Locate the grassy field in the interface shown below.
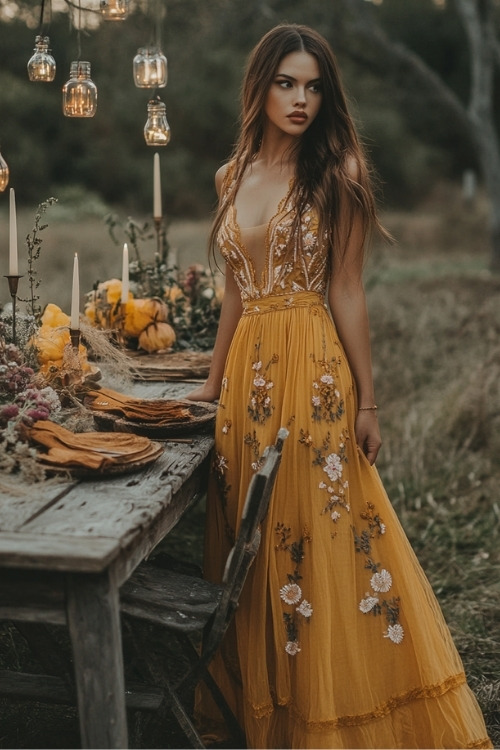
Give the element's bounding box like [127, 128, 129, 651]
[0, 182, 499, 747]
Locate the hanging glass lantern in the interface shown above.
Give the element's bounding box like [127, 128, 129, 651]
[27, 35, 56, 82]
[133, 46, 168, 89]
[0, 149, 9, 192]
[144, 97, 170, 146]
[62, 61, 97, 118]
[100, 0, 129, 21]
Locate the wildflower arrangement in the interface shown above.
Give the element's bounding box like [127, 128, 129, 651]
[0, 322, 61, 479]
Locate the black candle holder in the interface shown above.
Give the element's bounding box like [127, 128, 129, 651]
[4, 274, 23, 345]
[69, 327, 81, 350]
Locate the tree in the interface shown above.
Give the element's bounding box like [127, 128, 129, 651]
[335, 0, 500, 272]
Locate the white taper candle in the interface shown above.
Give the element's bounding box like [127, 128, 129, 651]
[121, 242, 129, 303]
[70, 253, 80, 330]
[9, 188, 18, 276]
[153, 152, 162, 220]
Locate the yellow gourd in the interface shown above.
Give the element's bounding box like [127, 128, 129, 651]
[123, 297, 168, 338]
[138, 321, 176, 353]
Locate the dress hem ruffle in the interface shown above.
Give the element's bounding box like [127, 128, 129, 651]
[248, 672, 469, 728]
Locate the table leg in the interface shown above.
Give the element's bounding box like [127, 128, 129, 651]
[66, 570, 128, 749]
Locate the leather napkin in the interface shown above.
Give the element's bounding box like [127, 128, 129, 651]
[27, 420, 162, 471]
[85, 387, 193, 426]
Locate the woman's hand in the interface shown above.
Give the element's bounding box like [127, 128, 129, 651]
[185, 382, 220, 403]
[355, 410, 381, 465]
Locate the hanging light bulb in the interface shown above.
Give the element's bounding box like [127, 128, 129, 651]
[144, 97, 170, 146]
[0, 149, 9, 192]
[62, 61, 97, 118]
[133, 46, 168, 88]
[100, 0, 129, 21]
[27, 35, 56, 82]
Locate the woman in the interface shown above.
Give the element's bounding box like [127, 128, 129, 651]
[187, 23, 492, 749]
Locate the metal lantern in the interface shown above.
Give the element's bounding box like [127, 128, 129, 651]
[100, 0, 129, 21]
[27, 35, 56, 82]
[0, 150, 9, 192]
[144, 97, 171, 146]
[133, 46, 168, 89]
[62, 61, 97, 118]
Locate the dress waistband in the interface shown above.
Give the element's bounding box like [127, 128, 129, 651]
[242, 291, 326, 316]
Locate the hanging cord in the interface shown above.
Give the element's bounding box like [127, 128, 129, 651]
[38, 0, 46, 36]
[77, 0, 82, 61]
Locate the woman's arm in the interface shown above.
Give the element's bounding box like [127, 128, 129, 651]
[186, 263, 242, 402]
[328, 208, 381, 465]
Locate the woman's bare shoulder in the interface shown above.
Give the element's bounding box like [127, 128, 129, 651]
[215, 162, 232, 197]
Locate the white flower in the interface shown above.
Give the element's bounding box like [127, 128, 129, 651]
[359, 595, 379, 613]
[202, 287, 214, 299]
[319, 481, 327, 489]
[252, 361, 262, 371]
[217, 454, 228, 471]
[285, 640, 301, 656]
[312, 396, 321, 406]
[253, 376, 266, 388]
[313, 381, 319, 390]
[320, 374, 334, 385]
[251, 462, 258, 471]
[380, 523, 386, 535]
[370, 569, 392, 593]
[323, 453, 343, 482]
[280, 583, 302, 605]
[335, 389, 340, 398]
[384, 623, 404, 644]
[264, 396, 271, 405]
[297, 599, 313, 618]
[266, 381, 274, 390]
[331, 510, 341, 522]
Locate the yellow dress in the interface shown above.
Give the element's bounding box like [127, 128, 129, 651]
[196, 169, 492, 749]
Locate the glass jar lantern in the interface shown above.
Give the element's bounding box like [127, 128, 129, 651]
[144, 98, 171, 146]
[133, 46, 168, 88]
[62, 61, 97, 118]
[0, 150, 9, 192]
[27, 35, 56, 82]
[100, 0, 129, 20]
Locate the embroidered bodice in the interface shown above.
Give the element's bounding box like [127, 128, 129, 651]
[217, 170, 329, 302]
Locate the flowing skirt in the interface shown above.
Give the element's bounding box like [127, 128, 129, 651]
[196, 291, 491, 749]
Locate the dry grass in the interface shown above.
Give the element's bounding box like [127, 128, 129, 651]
[0, 182, 499, 746]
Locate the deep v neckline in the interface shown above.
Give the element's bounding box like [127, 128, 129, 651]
[231, 179, 294, 289]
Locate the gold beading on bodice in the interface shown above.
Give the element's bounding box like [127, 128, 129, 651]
[217, 170, 329, 302]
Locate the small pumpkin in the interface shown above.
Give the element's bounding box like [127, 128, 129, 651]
[123, 297, 168, 338]
[138, 321, 176, 353]
[41, 303, 71, 329]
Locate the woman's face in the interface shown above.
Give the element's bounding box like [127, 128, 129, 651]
[264, 50, 322, 138]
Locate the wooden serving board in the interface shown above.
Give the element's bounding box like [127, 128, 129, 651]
[127, 350, 212, 381]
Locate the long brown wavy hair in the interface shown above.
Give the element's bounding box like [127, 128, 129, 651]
[209, 23, 389, 268]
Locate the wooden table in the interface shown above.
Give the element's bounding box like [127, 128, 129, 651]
[0, 379, 214, 748]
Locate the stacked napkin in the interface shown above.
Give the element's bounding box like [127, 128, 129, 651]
[85, 387, 193, 426]
[27, 420, 163, 471]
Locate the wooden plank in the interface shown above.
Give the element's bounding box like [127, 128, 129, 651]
[67, 569, 128, 749]
[0, 532, 119, 572]
[0, 480, 75, 532]
[20, 435, 213, 543]
[0, 670, 164, 711]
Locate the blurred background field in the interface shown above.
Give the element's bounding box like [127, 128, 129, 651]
[1, 0, 500, 745]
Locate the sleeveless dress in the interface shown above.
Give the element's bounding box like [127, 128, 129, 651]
[195, 168, 492, 749]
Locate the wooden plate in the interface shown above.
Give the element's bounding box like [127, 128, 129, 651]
[127, 351, 212, 381]
[91, 401, 217, 438]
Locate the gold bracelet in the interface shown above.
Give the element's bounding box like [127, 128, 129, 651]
[358, 405, 378, 411]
